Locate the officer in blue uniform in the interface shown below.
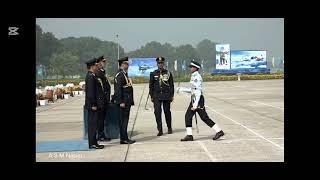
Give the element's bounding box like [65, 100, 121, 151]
[84, 58, 104, 149]
[95, 56, 111, 141]
[149, 57, 174, 136]
[113, 57, 136, 144]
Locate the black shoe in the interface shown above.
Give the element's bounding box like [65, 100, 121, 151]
[168, 128, 173, 134]
[181, 135, 193, 141]
[213, 130, 224, 140]
[89, 144, 104, 149]
[98, 132, 107, 140]
[120, 140, 135, 144]
[99, 137, 111, 141]
[157, 131, 163, 136]
[128, 139, 136, 144]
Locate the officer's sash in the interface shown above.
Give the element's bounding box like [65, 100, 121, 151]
[105, 74, 111, 87]
[97, 78, 104, 91]
[115, 70, 132, 88]
[121, 71, 132, 88]
[159, 71, 170, 86]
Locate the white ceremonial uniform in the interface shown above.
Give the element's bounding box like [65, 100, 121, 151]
[179, 68, 224, 141]
[177, 71, 203, 109]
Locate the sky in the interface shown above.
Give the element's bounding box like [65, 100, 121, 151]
[36, 18, 284, 58]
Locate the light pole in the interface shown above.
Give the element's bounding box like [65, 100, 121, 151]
[116, 34, 119, 60]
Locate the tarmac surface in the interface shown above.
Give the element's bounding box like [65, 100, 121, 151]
[36, 79, 284, 162]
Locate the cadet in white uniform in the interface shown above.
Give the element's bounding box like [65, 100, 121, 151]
[178, 60, 225, 141]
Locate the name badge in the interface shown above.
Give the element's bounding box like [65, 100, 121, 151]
[154, 76, 158, 78]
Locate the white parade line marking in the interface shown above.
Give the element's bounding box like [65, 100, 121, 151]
[197, 141, 217, 162]
[205, 105, 284, 150]
[248, 100, 284, 111]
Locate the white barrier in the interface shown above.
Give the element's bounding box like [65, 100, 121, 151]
[237, 73, 241, 81]
[39, 100, 48, 106]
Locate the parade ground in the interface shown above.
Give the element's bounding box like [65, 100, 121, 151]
[36, 79, 284, 162]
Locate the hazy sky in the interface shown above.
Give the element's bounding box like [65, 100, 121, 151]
[36, 18, 284, 58]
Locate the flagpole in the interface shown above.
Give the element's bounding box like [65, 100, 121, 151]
[202, 59, 204, 76]
[116, 34, 119, 69]
[272, 56, 275, 68]
[176, 60, 180, 87]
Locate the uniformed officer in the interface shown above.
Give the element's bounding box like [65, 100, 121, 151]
[178, 60, 225, 141]
[149, 56, 174, 136]
[95, 55, 111, 141]
[113, 57, 136, 144]
[220, 47, 226, 65]
[84, 58, 104, 149]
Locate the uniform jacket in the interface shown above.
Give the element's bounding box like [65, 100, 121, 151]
[95, 68, 111, 103]
[149, 69, 174, 101]
[113, 69, 134, 106]
[85, 71, 106, 111]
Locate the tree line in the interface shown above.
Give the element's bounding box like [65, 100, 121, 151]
[36, 24, 219, 79]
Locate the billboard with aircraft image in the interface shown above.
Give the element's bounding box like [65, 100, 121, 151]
[231, 50, 267, 69]
[128, 58, 157, 77]
[213, 50, 269, 74]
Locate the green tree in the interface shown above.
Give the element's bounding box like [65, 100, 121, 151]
[196, 39, 217, 72]
[36, 24, 61, 68]
[173, 44, 200, 75]
[96, 40, 124, 76]
[36, 24, 42, 65]
[59, 37, 125, 77]
[126, 42, 202, 76]
[127, 41, 177, 60]
[49, 52, 80, 79]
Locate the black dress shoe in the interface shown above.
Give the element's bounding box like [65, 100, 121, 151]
[181, 135, 194, 141]
[168, 128, 173, 134]
[120, 140, 135, 144]
[213, 130, 225, 140]
[128, 139, 136, 144]
[89, 144, 104, 149]
[157, 131, 163, 136]
[99, 137, 111, 141]
[120, 140, 129, 144]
